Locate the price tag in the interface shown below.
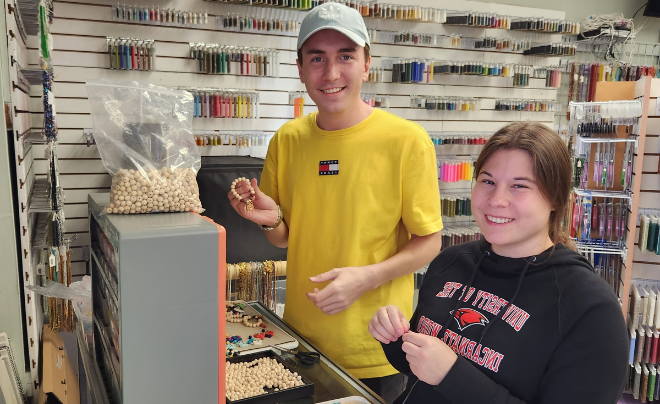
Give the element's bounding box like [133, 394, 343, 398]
[49, 254, 56, 267]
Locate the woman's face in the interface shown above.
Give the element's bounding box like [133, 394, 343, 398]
[471, 149, 554, 258]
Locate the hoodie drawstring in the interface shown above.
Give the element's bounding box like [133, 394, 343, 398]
[477, 258, 532, 344]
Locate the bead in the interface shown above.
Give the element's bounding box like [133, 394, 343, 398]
[108, 168, 204, 215]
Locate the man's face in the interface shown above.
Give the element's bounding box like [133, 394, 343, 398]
[297, 29, 370, 116]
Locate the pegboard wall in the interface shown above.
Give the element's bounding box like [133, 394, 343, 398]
[633, 80, 660, 279]
[7, 0, 40, 390]
[21, 0, 568, 280]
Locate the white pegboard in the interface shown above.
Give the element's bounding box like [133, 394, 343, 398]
[15, 0, 567, 300]
[6, 0, 39, 392]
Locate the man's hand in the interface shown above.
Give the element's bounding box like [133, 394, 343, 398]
[227, 178, 279, 226]
[306, 266, 376, 315]
[368, 305, 410, 344]
[401, 331, 457, 386]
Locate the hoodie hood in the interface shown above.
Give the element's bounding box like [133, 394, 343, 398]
[475, 238, 594, 278]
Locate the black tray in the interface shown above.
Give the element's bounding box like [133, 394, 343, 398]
[226, 350, 314, 404]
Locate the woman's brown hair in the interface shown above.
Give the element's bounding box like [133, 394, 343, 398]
[474, 122, 575, 250]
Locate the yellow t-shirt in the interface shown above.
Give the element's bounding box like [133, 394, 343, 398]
[260, 109, 443, 379]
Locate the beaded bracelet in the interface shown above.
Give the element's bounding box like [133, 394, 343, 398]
[242, 315, 265, 328]
[231, 177, 256, 211]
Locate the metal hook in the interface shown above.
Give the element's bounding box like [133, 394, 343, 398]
[65, 234, 78, 245]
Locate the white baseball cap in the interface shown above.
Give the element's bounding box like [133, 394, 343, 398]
[297, 2, 371, 51]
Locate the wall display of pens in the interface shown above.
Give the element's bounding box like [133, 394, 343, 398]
[175, 88, 259, 119]
[440, 225, 482, 252]
[194, 131, 271, 147]
[475, 37, 531, 52]
[112, 4, 208, 27]
[374, 30, 439, 46]
[570, 192, 628, 248]
[205, 0, 445, 20]
[441, 193, 472, 218]
[216, 13, 301, 33]
[427, 60, 514, 77]
[189, 43, 279, 77]
[509, 17, 580, 34]
[568, 62, 660, 104]
[532, 67, 562, 88]
[106, 37, 155, 71]
[349, 1, 444, 22]
[569, 101, 642, 133]
[361, 94, 390, 108]
[386, 58, 435, 83]
[443, 34, 532, 53]
[411, 96, 481, 111]
[288, 92, 306, 118]
[523, 42, 576, 56]
[569, 101, 642, 192]
[573, 140, 634, 191]
[202, 0, 576, 31]
[437, 157, 475, 182]
[494, 99, 558, 112]
[367, 67, 384, 83]
[512, 65, 532, 87]
[577, 248, 623, 294]
[205, 0, 315, 10]
[429, 132, 491, 146]
[639, 211, 660, 255]
[371, 30, 530, 52]
[443, 11, 510, 28]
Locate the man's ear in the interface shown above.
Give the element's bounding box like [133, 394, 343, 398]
[363, 56, 371, 82]
[297, 58, 305, 83]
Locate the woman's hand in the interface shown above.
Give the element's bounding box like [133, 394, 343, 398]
[402, 331, 457, 386]
[227, 178, 279, 226]
[368, 305, 410, 344]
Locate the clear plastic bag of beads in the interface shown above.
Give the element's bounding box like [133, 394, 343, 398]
[86, 79, 204, 214]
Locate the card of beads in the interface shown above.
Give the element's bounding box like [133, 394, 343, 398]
[226, 300, 298, 357]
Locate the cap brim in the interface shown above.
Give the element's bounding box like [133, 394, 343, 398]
[297, 26, 366, 50]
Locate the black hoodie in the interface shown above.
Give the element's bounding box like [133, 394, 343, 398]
[382, 239, 629, 404]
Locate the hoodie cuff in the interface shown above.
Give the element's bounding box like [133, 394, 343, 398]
[433, 356, 503, 403]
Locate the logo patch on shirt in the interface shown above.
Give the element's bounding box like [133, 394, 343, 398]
[451, 308, 489, 331]
[319, 160, 339, 175]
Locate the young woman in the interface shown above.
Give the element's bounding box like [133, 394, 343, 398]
[369, 122, 629, 404]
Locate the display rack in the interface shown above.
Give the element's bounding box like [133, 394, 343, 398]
[32, 0, 566, 282]
[566, 80, 652, 313]
[87, 193, 226, 404]
[4, 0, 56, 394]
[5, 0, 568, 399]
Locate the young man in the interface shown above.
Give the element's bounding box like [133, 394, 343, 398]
[228, 3, 443, 401]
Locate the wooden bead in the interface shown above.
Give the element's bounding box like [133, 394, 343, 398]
[109, 167, 203, 215]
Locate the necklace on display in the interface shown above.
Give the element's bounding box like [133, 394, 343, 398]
[231, 177, 256, 211]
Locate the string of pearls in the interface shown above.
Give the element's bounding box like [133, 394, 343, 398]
[106, 167, 204, 214]
[226, 357, 304, 401]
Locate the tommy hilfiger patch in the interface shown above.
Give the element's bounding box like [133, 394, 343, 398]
[319, 160, 339, 175]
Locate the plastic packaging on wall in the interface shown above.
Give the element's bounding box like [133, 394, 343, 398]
[86, 79, 204, 214]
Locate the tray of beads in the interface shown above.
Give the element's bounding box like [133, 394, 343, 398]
[226, 350, 314, 404]
[226, 301, 298, 357]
